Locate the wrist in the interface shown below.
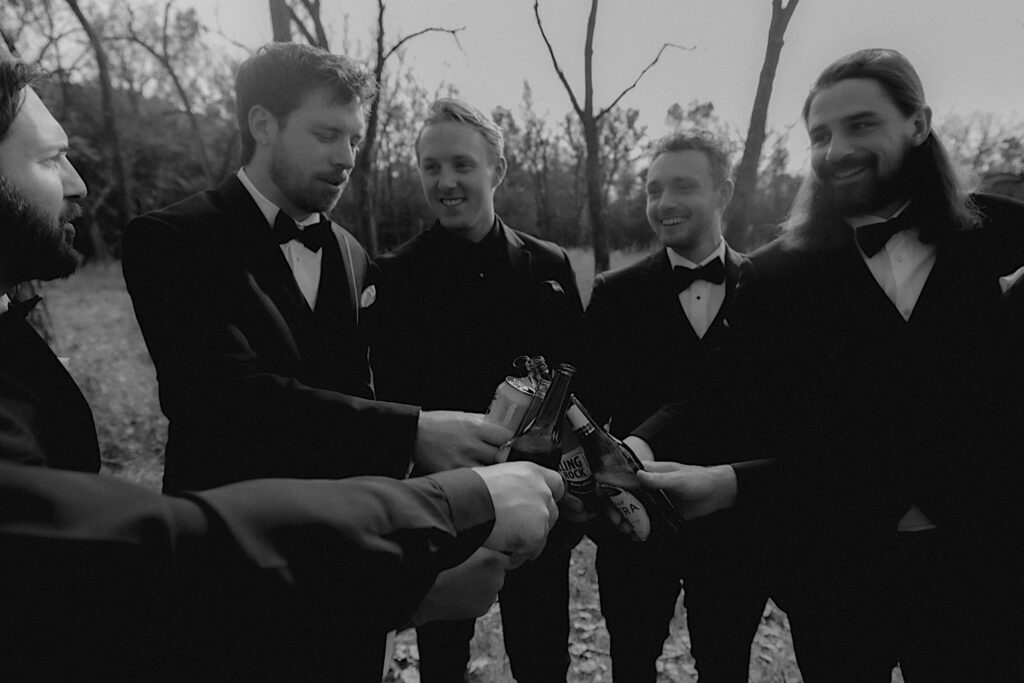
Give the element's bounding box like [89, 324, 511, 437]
[710, 465, 738, 512]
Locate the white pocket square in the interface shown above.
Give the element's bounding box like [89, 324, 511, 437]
[999, 265, 1024, 296]
[360, 284, 377, 308]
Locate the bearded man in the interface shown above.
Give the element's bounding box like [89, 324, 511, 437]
[629, 48, 1024, 681]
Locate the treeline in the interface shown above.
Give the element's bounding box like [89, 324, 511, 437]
[2, 1, 1021, 262]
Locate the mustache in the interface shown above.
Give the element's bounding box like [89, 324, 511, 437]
[60, 202, 83, 223]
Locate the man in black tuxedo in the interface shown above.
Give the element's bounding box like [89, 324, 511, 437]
[631, 49, 1024, 681]
[122, 43, 508, 494]
[577, 131, 767, 682]
[370, 98, 583, 682]
[0, 52, 566, 679]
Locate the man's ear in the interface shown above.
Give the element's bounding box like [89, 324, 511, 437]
[909, 105, 932, 147]
[718, 178, 735, 208]
[247, 105, 278, 147]
[492, 155, 508, 189]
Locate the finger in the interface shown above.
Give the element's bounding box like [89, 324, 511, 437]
[476, 418, 515, 446]
[540, 467, 565, 501]
[559, 492, 584, 513]
[641, 460, 684, 474]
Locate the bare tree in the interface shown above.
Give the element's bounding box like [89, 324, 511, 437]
[534, 0, 686, 273]
[65, 0, 125, 260]
[118, 0, 217, 185]
[268, 0, 328, 48]
[349, 0, 463, 255]
[268, 0, 290, 41]
[723, 0, 799, 250]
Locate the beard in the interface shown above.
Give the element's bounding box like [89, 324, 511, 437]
[0, 177, 81, 284]
[268, 150, 346, 215]
[816, 145, 912, 217]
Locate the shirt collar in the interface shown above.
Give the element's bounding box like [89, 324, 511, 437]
[666, 239, 726, 270]
[237, 168, 320, 228]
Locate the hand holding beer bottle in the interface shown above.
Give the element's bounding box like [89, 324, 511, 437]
[565, 398, 683, 541]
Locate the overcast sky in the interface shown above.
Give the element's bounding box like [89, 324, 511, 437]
[195, 0, 1024, 170]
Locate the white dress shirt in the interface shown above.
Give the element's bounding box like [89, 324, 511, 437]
[237, 169, 324, 310]
[849, 203, 937, 532]
[667, 240, 727, 340]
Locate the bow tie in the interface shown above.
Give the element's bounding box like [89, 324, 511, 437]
[855, 210, 918, 257]
[672, 259, 725, 292]
[0, 295, 41, 320]
[272, 211, 331, 252]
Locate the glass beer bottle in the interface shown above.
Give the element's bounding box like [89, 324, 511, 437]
[565, 397, 683, 538]
[506, 363, 575, 470]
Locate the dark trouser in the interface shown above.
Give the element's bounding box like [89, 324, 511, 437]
[779, 526, 1023, 683]
[895, 528, 1023, 682]
[595, 511, 769, 683]
[417, 543, 572, 683]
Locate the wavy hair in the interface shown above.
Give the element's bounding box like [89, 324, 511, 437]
[235, 42, 376, 164]
[784, 48, 980, 251]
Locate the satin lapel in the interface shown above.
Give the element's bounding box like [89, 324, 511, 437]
[502, 220, 532, 276]
[332, 227, 362, 320]
[217, 176, 315, 324]
[314, 227, 355, 339]
[704, 244, 743, 348]
[909, 242, 958, 323]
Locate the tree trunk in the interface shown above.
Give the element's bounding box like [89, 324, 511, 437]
[349, 0, 387, 256]
[724, 0, 798, 250]
[269, 0, 291, 41]
[66, 0, 125, 260]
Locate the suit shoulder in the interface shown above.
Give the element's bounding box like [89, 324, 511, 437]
[593, 251, 660, 290]
[512, 229, 570, 263]
[374, 230, 431, 271]
[746, 235, 812, 282]
[127, 188, 224, 238]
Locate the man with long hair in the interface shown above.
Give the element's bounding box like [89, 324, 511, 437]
[629, 48, 1024, 680]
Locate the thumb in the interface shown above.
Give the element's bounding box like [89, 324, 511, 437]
[636, 469, 669, 491]
[640, 460, 680, 474]
[539, 467, 565, 501]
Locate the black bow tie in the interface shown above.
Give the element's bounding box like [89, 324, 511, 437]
[855, 210, 918, 257]
[672, 259, 725, 292]
[272, 211, 331, 252]
[2, 295, 41, 320]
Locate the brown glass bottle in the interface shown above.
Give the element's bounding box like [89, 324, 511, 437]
[506, 363, 575, 470]
[565, 397, 683, 537]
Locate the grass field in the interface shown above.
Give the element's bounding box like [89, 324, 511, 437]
[36, 254, 817, 682]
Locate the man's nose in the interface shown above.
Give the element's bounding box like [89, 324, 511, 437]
[61, 157, 87, 199]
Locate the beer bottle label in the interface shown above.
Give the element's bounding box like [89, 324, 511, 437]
[559, 445, 595, 498]
[601, 484, 652, 541]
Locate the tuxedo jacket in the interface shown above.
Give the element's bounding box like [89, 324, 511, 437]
[123, 175, 419, 493]
[578, 244, 744, 455]
[0, 459, 495, 679]
[0, 302, 98, 473]
[636, 194, 1024, 556]
[369, 219, 583, 413]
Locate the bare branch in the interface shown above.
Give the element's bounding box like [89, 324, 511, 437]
[597, 42, 691, 119]
[384, 25, 465, 62]
[286, 3, 319, 46]
[533, 0, 583, 117]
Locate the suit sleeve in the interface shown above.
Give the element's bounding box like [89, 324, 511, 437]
[0, 460, 493, 676]
[122, 212, 419, 485]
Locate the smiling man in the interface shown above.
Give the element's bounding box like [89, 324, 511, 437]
[630, 49, 1024, 680]
[122, 44, 512, 496]
[575, 131, 767, 682]
[370, 98, 583, 683]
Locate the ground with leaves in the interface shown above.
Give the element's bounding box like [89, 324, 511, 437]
[39, 258, 903, 682]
